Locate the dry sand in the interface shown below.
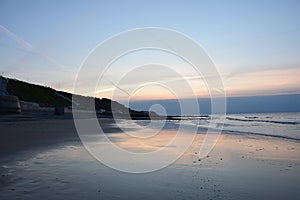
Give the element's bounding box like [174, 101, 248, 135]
[0, 115, 299, 199]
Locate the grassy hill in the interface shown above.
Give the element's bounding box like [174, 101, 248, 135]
[6, 78, 157, 118]
[7, 78, 69, 107]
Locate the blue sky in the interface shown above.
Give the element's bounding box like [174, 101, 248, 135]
[0, 0, 300, 99]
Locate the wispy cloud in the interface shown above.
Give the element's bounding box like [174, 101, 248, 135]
[223, 66, 300, 96]
[0, 24, 34, 51]
[223, 63, 300, 82]
[0, 24, 72, 72]
[94, 74, 220, 97]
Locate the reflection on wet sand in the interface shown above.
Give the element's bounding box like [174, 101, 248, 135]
[1, 119, 300, 200]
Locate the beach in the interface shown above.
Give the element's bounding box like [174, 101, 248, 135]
[1, 0, 300, 199]
[0, 115, 300, 200]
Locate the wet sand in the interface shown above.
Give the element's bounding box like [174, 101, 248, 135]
[0, 116, 300, 199]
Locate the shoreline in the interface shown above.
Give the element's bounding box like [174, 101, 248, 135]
[1, 113, 299, 156]
[1, 115, 300, 199]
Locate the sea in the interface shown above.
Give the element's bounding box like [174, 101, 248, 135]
[176, 112, 300, 141]
[113, 112, 300, 141]
[127, 95, 300, 140]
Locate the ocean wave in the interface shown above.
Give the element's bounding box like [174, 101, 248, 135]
[222, 129, 300, 141]
[226, 117, 299, 125]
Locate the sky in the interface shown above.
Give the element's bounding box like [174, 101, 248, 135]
[0, 0, 300, 101]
